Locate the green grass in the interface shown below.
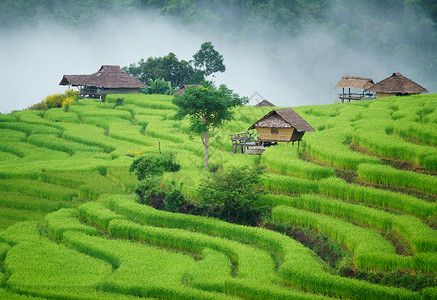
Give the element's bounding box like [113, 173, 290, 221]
[0, 93, 436, 299]
[357, 163, 437, 194]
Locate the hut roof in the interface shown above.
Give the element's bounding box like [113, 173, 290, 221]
[248, 108, 315, 132]
[255, 100, 276, 107]
[173, 84, 201, 96]
[335, 76, 375, 89]
[59, 65, 147, 89]
[365, 73, 428, 94]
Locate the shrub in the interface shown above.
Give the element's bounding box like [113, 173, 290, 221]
[164, 182, 186, 213]
[197, 166, 266, 225]
[135, 176, 165, 208]
[129, 152, 181, 180]
[29, 90, 79, 111]
[62, 96, 77, 111]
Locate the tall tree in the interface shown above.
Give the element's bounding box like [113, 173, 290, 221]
[172, 83, 247, 168]
[123, 52, 203, 87]
[193, 42, 226, 79]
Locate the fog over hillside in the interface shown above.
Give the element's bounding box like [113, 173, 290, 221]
[0, 3, 435, 113]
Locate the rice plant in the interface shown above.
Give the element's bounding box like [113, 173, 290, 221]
[262, 144, 335, 180]
[304, 128, 380, 170]
[358, 163, 437, 194]
[27, 134, 103, 155]
[318, 177, 436, 219]
[44, 208, 98, 239]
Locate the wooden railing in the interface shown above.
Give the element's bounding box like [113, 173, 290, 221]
[80, 88, 101, 98]
[339, 93, 376, 103]
[230, 132, 257, 153]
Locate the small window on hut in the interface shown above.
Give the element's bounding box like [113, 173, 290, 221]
[271, 128, 279, 135]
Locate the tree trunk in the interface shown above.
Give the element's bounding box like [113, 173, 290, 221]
[204, 132, 209, 168]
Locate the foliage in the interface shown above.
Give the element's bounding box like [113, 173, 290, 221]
[129, 152, 181, 180]
[172, 82, 248, 168]
[29, 90, 79, 111]
[1, 93, 437, 298]
[193, 41, 226, 78]
[123, 52, 204, 87]
[357, 163, 437, 194]
[197, 166, 265, 225]
[134, 175, 165, 205]
[164, 182, 186, 213]
[262, 144, 335, 180]
[139, 78, 175, 95]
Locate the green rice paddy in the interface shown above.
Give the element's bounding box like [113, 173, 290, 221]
[0, 93, 436, 299]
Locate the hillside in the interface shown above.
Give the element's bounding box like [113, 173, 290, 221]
[0, 94, 436, 299]
[0, 0, 436, 97]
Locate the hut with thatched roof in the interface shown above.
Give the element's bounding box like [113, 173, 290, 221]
[248, 108, 314, 146]
[59, 65, 147, 99]
[255, 100, 276, 107]
[173, 84, 201, 96]
[335, 76, 376, 103]
[365, 73, 428, 98]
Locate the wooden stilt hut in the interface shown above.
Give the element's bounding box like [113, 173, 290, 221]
[59, 65, 147, 99]
[364, 73, 428, 98]
[248, 108, 314, 147]
[335, 76, 376, 103]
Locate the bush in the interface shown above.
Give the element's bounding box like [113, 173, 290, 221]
[135, 176, 165, 208]
[129, 152, 181, 180]
[197, 166, 266, 225]
[29, 90, 79, 111]
[164, 182, 186, 213]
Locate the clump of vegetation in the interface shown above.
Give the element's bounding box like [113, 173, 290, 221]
[28, 90, 79, 111]
[129, 152, 180, 181]
[129, 152, 183, 209]
[139, 78, 176, 95]
[197, 165, 266, 225]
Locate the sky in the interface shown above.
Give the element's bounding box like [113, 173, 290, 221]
[0, 7, 433, 113]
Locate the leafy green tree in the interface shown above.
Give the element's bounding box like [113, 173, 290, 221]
[140, 78, 175, 95]
[123, 52, 203, 87]
[172, 82, 247, 168]
[197, 166, 266, 225]
[193, 42, 226, 79]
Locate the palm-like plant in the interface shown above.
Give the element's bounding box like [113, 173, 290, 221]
[139, 78, 176, 95]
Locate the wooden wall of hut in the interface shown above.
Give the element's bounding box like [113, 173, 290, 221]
[100, 88, 141, 95]
[256, 127, 294, 142]
[375, 93, 393, 98]
[290, 130, 305, 141]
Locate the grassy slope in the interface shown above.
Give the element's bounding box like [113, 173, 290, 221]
[0, 94, 436, 299]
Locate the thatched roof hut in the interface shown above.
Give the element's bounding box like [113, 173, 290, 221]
[335, 76, 375, 90]
[365, 73, 428, 98]
[59, 65, 147, 98]
[173, 84, 201, 96]
[255, 100, 276, 107]
[335, 76, 376, 103]
[248, 108, 314, 145]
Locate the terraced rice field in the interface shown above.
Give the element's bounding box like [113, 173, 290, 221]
[0, 94, 436, 299]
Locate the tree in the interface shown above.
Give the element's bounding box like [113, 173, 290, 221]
[193, 42, 226, 79]
[123, 52, 203, 87]
[172, 83, 247, 168]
